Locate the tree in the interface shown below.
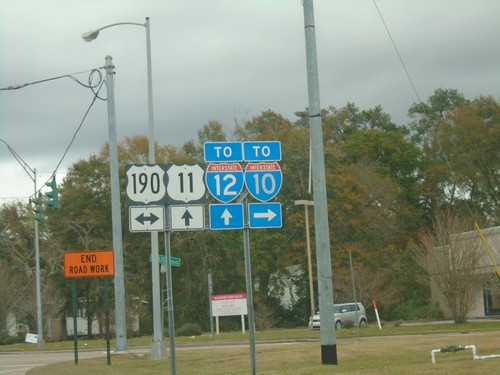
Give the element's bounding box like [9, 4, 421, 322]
[439, 96, 500, 223]
[0, 202, 65, 338]
[413, 210, 486, 323]
[408, 88, 468, 146]
[410, 91, 499, 225]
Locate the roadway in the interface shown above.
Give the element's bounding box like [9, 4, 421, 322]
[0, 348, 148, 375]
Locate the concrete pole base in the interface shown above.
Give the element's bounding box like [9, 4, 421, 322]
[149, 340, 167, 360]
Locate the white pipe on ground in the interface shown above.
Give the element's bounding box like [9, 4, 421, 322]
[432, 344, 500, 364]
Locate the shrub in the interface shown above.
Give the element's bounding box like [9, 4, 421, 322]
[389, 300, 443, 321]
[176, 323, 202, 337]
[0, 331, 22, 345]
[343, 320, 355, 329]
[254, 304, 275, 332]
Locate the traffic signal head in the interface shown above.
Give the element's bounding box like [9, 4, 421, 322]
[30, 193, 46, 222]
[45, 176, 59, 209]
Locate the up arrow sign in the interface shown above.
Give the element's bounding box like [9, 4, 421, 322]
[181, 209, 193, 226]
[221, 208, 233, 225]
[170, 205, 205, 231]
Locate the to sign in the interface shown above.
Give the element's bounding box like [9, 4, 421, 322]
[166, 163, 206, 204]
[205, 163, 244, 203]
[243, 141, 281, 161]
[125, 164, 167, 205]
[64, 250, 115, 278]
[204, 142, 243, 162]
[244, 162, 282, 202]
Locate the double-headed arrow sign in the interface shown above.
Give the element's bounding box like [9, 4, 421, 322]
[135, 212, 160, 225]
[129, 206, 165, 232]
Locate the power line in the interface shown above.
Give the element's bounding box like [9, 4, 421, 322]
[0, 69, 102, 91]
[372, 0, 422, 104]
[372, 0, 480, 223]
[1, 68, 106, 199]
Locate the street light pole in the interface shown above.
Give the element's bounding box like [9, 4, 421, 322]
[1, 139, 44, 348]
[295, 200, 315, 322]
[82, 18, 166, 359]
[33, 169, 45, 349]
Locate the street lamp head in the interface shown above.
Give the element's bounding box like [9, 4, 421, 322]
[82, 30, 100, 42]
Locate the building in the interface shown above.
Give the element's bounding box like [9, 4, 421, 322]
[429, 226, 500, 319]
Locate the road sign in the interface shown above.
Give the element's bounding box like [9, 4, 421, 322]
[166, 163, 206, 204]
[170, 204, 205, 231]
[248, 202, 282, 228]
[150, 255, 181, 267]
[244, 162, 282, 202]
[204, 142, 243, 162]
[243, 141, 281, 161]
[64, 250, 115, 278]
[125, 164, 168, 205]
[209, 203, 244, 230]
[211, 293, 248, 316]
[129, 206, 165, 232]
[205, 163, 244, 203]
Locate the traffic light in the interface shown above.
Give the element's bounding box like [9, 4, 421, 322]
[45, 176, 59, 209]
[30, 193, 46, 222]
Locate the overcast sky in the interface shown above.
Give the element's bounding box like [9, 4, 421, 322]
[1, 0, 499, 202]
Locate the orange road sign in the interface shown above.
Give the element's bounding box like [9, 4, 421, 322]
[64, 250, 115, 278]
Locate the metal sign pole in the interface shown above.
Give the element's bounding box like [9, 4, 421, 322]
[104, 277, 112, 365]
[71, 278, 78, 365]
[164, 226, 177, 375]
[243, 197, 257, 375]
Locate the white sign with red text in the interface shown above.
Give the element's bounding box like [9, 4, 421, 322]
[211, 293, 248, 317]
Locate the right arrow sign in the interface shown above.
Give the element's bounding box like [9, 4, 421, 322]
[248, 202, 282, 228]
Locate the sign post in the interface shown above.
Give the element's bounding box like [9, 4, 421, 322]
[125, 164, 167, 360]
[203, 141, 283, 375]
[211, 294, 248, 334]
[64, 250, 115, 366]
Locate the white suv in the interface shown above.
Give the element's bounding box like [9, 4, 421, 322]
[310, 302, 367, 329]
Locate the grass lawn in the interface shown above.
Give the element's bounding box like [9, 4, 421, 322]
[3, 321, 500, 374]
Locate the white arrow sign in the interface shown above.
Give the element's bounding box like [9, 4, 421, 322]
[221, 208, 233, 225]
[253, 209, 277, 221]
[248, 202, 282, 229]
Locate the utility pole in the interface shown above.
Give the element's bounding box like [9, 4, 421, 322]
[295, 200, 315, 321]
[104, 56, 127, 351]
[302, 0, 337, 365]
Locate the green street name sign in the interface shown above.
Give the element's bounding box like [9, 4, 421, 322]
[149, 255, 181, 267]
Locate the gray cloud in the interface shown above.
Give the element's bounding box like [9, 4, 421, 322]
[1, 0, 499, 200]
